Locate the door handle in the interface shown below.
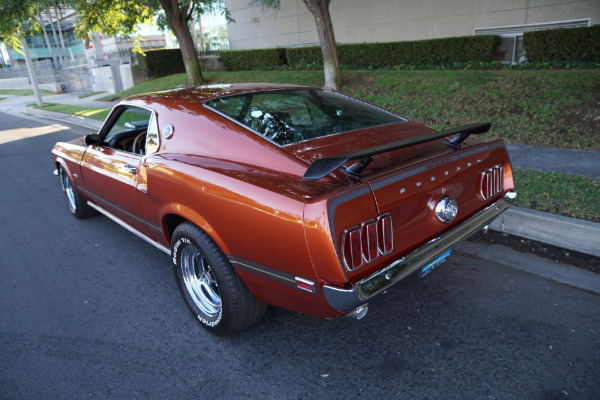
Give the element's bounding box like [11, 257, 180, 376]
[124, 164, 137, 175]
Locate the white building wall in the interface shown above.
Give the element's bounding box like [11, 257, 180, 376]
[225, 0, 600, 49]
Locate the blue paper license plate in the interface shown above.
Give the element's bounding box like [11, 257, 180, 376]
[420, 249, 452, 278]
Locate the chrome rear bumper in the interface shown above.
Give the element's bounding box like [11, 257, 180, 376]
[323, 191, 516, 312]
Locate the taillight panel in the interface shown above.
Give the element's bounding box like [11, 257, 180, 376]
[342, 214, 392, 272]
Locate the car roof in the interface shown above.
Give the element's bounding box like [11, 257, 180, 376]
[124, 83, 313, 110]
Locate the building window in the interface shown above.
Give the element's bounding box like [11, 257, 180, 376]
[474, 19, 591, 64]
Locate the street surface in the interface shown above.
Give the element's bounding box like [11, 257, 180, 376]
[1, 111, 599, 399]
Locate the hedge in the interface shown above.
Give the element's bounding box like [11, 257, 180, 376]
[286, 35, 500, 69]
[138, 49, 185, 78]
[523, 25, 600, 63]
[220, 48, 286, 71]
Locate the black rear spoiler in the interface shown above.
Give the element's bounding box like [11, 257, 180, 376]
[302, 122, 491, 181]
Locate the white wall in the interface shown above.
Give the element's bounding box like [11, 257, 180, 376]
[225, 0, 600, 49]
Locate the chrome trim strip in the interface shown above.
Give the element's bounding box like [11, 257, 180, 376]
[86, 201, 170, 255]
[323, 191, 517, 312]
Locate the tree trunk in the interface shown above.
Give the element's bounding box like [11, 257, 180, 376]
[22, 37, 43, 106]
[303, 0, 341, 90]
[37, 8, 59, 69]
[159, 0, 205, 85]
[53, 3, 68, 61]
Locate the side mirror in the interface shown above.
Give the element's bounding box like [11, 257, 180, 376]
[84, 133, 100, 145]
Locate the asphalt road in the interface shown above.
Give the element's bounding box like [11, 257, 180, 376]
[1, 111, 599, 400]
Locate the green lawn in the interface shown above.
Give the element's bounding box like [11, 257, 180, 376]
[0, 88, 52, 96]
[98, 70, 600, 151]
[30, 102, 110, 121]
[32, 69, 600, 223]
[513, 168, 600, 223]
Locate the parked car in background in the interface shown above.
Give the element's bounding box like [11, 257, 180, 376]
[52, 83, 516, 335]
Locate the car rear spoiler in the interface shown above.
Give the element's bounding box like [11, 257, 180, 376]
[302, 122, 491, 181]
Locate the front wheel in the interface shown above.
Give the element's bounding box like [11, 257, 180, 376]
[172, 222, 267, 336]
[60, 167, 97, 219]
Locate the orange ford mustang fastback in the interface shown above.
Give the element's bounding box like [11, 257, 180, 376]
[52, 83, 516, 335]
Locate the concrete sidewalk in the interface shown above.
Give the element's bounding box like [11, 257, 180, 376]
[3, 91, 599, 260]
[506, 143, 600, 179]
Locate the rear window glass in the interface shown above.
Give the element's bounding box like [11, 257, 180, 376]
[205, 89, 405, 146]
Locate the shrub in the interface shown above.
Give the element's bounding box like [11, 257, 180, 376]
[220, 48, 286, 71]
[286, 35, 500, 69]
[138, 49, 185, 78]
[524, 25, 600, 62]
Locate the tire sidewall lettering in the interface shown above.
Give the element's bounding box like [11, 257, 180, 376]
[197, 307, 223, 327]
[172, 237, 191, 265]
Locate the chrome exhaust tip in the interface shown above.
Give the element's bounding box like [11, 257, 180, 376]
[347, 304, 368, 320]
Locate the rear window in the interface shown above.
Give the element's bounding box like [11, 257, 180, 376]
[205, 89, 405, 146]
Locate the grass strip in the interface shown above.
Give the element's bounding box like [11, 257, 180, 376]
[0, 97, 5, 101]
[96, 73, 188, 102]
[513, 168, 600, 223]
[29, 102, 110, 121]
[0, 88, 52, 96]
[78, 91, 105, 99]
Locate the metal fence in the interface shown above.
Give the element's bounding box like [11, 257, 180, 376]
[0, 54, 94, 93]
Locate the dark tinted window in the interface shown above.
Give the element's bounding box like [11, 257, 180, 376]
[205, 89, 405, 145]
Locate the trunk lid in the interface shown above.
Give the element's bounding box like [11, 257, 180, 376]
[295, 123, 513, 283]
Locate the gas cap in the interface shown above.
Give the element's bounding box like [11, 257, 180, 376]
[435, 196, 458, 223]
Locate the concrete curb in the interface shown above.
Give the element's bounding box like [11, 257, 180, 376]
[489, 206, 600, 258]
[23, 106, 104, 131]
[456, 241, 600, 295]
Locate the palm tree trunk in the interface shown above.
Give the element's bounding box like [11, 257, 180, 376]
[190, 9, 199, 52]
[37, 8, 59, 68]
[198, 13, 205, 54]
[47, 6, 63, 61]
[53, 3, 68, 61]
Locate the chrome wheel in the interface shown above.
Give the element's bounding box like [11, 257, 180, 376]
[61, 170, 77, 213]
[180, 245, 221, 317]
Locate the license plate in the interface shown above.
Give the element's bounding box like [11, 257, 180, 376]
[420, 249, 452, 278]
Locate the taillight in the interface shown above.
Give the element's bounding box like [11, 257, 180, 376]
[478, 164, 505, 200]
[361, 221, 378, 263]
[342, 227, 363, 271]
[377, 214, 393, 255]
[341, 214, 393, 272]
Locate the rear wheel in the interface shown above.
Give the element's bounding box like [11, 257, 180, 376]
[172, 222, 267, 336]
[60, 167, 97, 219]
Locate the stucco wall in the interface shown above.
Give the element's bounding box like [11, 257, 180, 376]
[225, 0, 600, 49]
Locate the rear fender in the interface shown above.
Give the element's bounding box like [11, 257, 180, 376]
[158, 202, 230, 254]
[304, 182, 378, 285]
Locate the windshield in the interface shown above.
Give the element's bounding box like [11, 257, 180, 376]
[205, 89, 406, 146]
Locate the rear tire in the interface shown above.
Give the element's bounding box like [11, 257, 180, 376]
[172, 222, 267, 336]
[60, 166, 97, 219]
